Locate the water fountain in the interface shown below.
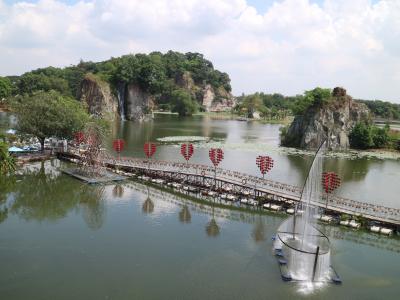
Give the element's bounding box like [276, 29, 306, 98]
[273, 142, 341, 285]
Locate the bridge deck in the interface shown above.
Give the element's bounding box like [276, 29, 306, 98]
[58, 151, 400, 226]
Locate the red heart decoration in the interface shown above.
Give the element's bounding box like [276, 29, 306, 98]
[144, 142, 157, 158]
[256, 155, 274, 175]
[209, 148, 224, 167]
[74, 132, 84, 144]
[113, 139, 125, 153]
[322, 172, 341, 194]
[181, 143, 194, 162]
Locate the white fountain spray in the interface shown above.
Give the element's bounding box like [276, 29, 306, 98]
[274, 141, 333, 286]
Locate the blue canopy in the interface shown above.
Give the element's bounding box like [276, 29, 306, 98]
[8, 146, 24, 152]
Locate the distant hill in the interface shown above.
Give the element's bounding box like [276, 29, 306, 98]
[4, 51, 235, 120]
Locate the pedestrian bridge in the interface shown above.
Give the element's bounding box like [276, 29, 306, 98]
[58, 151, 400, 226]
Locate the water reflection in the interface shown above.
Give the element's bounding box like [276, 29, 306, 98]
[325, 158, 372, 182]
[112, 184, 124, 198]
[80, 185, 106, 230]
[0, 161, 106, 230]
[205, 204, 220, 237]
[179, 205, 191, 223]
[251, 215, 266, 243]
[142, 187, 154, 214]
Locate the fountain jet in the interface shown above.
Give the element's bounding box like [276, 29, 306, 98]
[274, 141, 341, 284]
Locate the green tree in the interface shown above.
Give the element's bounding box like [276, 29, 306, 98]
[11, 90, 89, 151]
[349, 122, 373, 149]
[371, 125, 389, 148]
[241, 94, 264, 118]
[291, 87, 331, 115]
[0, 77, 12, 99]
[170, 89, 198, 116]
[0, 141, 16, 174]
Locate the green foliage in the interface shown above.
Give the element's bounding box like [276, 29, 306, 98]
[0, 77, 12, 99]
[349, 122, 389, 149]
[0, 141, 16, 174]
[11, 90, 89, 151]
[371, 126, 389, 148]
[238, 94, 264, 118]
[9, 52, 232, 112]
[358, 99, 400, 120]
[170, 89, 198, 116]
[349, 122, 373, 149]
[291, 87, 331, 115]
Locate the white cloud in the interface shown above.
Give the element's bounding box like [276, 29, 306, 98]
[0, 0, 399, 101]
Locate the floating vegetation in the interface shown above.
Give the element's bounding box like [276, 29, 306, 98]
[193, 141, 400, 161]
[157, 136, 210, 143]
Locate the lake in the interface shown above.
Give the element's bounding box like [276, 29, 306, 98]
[0, 113, 399, 299]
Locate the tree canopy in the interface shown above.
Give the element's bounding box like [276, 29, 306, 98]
[170, 89, 198, 117]
[0, 77, 12, 99]
[11, 90, 89, 151]
[9, 51, 231, 104]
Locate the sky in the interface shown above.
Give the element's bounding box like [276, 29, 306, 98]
[0, 0, 399, 101]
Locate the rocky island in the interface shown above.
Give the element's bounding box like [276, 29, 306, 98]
[281, 87, 371, 150]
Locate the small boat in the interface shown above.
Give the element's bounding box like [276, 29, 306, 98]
[248, 199, 258, 206]
[270, 204, 281, 211]
[321, 215, 333, 223]
[370, 225, 381, 233]
[240, 198, 248, 204]
[340, 220, 349, 226]
[380, 228, 393, 235]
[286, 208, 295, 214]
[349, 220, 361, 229]
[263, 203, 271, 209]
[226, 195, 236, 201]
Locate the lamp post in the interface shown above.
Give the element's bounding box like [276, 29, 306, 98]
[181, 143, 194, 182]
[256, 155, 274, 198]
[144, 142, 157, 172]
[208, 148, 224, 189]
[322, 172, 341, 209]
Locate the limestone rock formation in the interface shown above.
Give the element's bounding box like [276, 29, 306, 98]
[79, 74, 118, 118]
[124, 84, 154, 121]
[201, 85, 236, 112]
[282, 88, 371, 150]
[176, 72, 236, 112]
[80, 70, 235, 121]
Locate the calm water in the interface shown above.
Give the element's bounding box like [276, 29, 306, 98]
[110, 114, 399, 208]
[0, 161, 399, 299]
[1, 113, 400, 299]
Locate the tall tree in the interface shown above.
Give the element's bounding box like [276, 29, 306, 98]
[0, 77, 12, 99]
[11, 90, 89, 151]
[170, 89, 198, 117]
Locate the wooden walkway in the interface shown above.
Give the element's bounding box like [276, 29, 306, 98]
[59, 151, 400, 226]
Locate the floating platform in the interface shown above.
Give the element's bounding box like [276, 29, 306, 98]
[62, 168, 127, 184]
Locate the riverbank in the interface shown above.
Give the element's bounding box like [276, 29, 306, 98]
[153, 110, 291, 124]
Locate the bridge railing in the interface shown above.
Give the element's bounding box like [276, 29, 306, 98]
[65, 150, 400, 223]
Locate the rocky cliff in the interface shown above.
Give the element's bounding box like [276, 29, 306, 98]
[79, 74, 118, 118]
[177, 71, 236, 112]
[282, 87, 371, 150]
[124, 84, 154, 121]
[80, 71, 235, 121]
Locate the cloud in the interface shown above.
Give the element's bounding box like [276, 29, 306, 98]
[0, 0, 399, 101]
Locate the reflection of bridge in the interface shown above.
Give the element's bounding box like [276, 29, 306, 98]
[58, 151, 400, 227]
[131, 182, 400, 253]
